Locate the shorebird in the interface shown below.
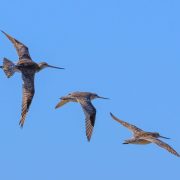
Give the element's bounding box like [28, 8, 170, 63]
[55, 92, 108, 141]
[110, 113, 180, 157]
[0, 30, 64, 127]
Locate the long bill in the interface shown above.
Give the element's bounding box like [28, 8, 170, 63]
[159, 135, 170, 139]
[47, 65, 65, 69]
[97, 96, 109, 99]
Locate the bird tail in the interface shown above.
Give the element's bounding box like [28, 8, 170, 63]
[2, 58, 16, 78]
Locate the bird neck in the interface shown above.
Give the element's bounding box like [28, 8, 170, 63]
[37, 64, 46, 72]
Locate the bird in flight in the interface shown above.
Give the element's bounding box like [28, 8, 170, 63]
[55, 92, 108, 141]
[0, 30, 64, 127]
[110, 113, 180, 157]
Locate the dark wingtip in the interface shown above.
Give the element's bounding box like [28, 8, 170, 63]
[19, 124, 24, 129]
[55, 102, 61, 109]
[87, 135, 91, 142]
[110, 112, 115, 118]
[1, 30, 7, 36]
[19, 121, 24, 128]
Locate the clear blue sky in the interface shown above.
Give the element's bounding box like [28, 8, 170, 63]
[0, 0, 180, 179]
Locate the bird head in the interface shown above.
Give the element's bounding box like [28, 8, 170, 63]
[38, 62, 64, 71]
[153, 132, 170, 139]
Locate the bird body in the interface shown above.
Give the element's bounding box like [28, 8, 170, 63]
[110, 113, 180, 157]
[55, 91, 108, 141]
[0, 30, 63, 127]
[123, 138, 150, 145]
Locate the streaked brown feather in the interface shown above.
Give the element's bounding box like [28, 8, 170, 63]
[1, 30, 32, 60]
[2, 58, 16, 78]
[78, 97, 96, 141]
[144, 138, 180, 157]
[19, 71, 35, 127]
[55, 99, 70, 109]
[110, 113, 143, 135]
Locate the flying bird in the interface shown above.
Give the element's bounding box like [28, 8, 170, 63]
[0, 30, 64, 127]
[110, 113, 180, 157]
[55, 92, 108, 141]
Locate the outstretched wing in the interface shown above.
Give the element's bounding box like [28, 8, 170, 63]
[110, 113, 143, 135]
[55, 99, 70, 109]
[144, 138, 180, 157]
[1, 30, 32, 61]
[78, 98, 96, 142]
[19, 71, 35, 127]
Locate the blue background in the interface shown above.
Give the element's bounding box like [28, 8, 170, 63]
[0, 0, 180, 179]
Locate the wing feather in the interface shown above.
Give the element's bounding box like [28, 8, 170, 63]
[55, 99, 70, 109]
[143, 137, 180, 157]
[19, 71, 35, 127]
[110, 113, 143, 135]
[1, 30, 32, 61]
[78, 98, 96, 141]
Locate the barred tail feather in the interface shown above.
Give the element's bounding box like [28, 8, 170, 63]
[3, 58, 16, 78]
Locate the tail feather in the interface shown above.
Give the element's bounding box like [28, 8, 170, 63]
[2, 58, 16, 78]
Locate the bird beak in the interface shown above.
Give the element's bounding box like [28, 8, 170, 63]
[123, 142, 128, 144]
[47, 64, 65, 69]
[159, 135, 170, 139]
[97, 96, 109, 99]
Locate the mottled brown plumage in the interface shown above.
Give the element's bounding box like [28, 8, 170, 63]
[110, 113, 180, 157]
[1, 30, 31, 60]
[1, 30, 64, 127]
[55, 92, 108, 141]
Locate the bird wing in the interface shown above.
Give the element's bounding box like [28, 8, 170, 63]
[55, 99, 70, 109]
[143, 137, 180, 157]
[19, 71, 35, 127]
[78, 98, 96, 141]
[110, 113, 143, 135]
[1, 30, 32, 61]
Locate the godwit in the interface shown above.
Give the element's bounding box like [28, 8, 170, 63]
[110, 113, 180, 157]
[55, 92, 108, 141]
[0, 30, 64, 127]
